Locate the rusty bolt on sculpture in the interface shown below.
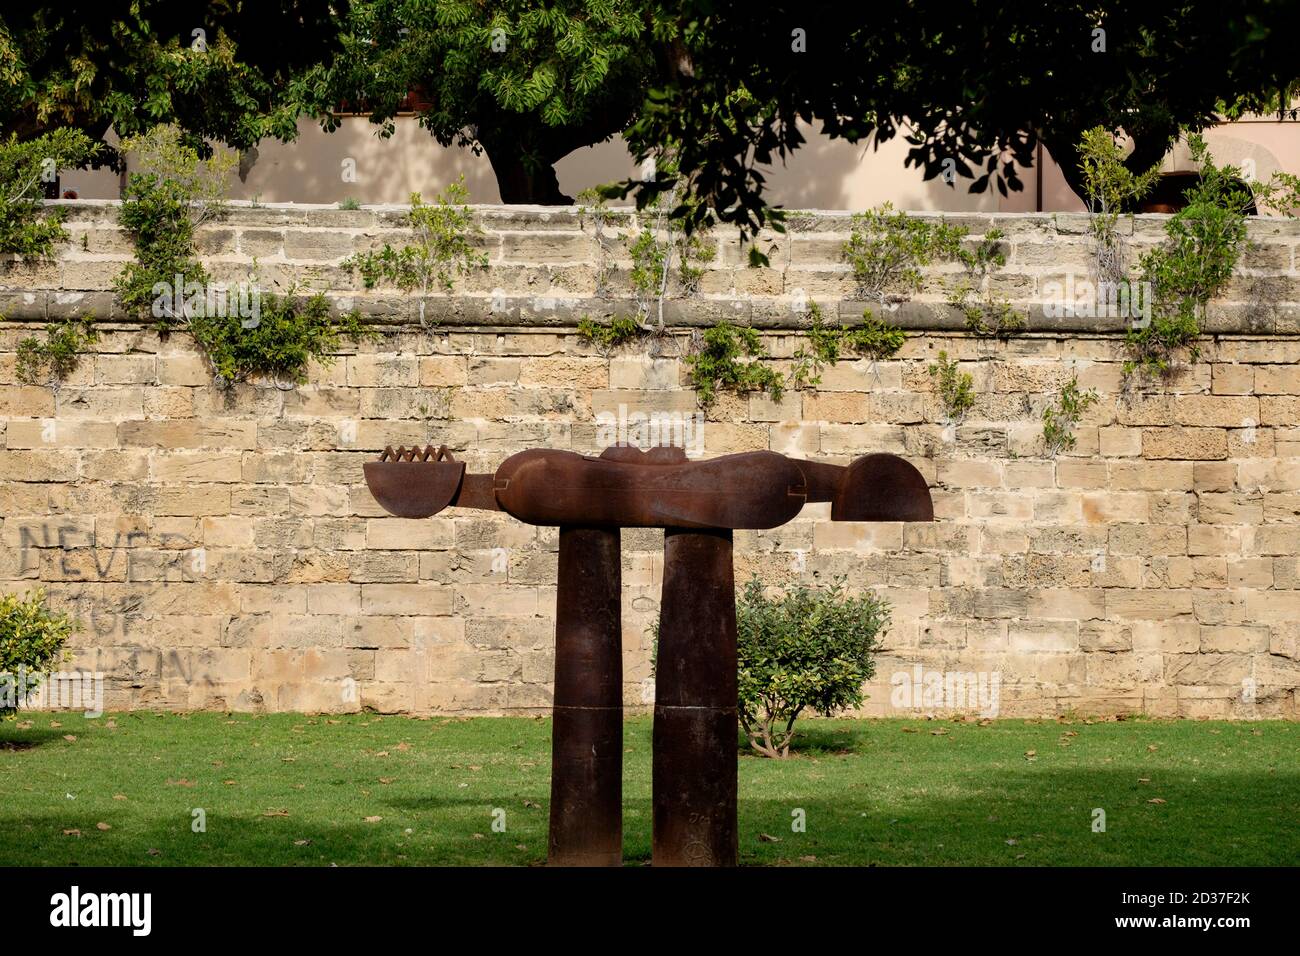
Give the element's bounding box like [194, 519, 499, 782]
[364, 442, 934, 866]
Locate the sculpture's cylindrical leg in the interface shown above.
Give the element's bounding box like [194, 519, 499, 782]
[548, 525, 623, 866]
[653, 527, 738, 867]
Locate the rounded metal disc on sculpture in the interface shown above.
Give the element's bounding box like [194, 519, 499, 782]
[831, 453, 934, 522]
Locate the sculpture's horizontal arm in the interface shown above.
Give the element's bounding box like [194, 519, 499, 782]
[364, 445, 933, 526]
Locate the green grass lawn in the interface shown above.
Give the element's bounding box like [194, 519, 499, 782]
[1, 711, 1295, 866]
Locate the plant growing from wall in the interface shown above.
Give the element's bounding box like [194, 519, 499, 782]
[1042, 375, 1099, 456]
[1077, 126, 1161, 286]
[576, 314, 643, 351]
[791, 303, 906, 388]
[576, 188, 621, 298]
[110, 126, 368, 386]
[684, 321, 783, 407]
[928, 350, 975, 424]
[0, 588, 76, 717]
[1126, 135, 1253, 378]
[842, 203, 965, 310]
[0, 129, 98, 257]
[15, 315, 98, 387]
[1257, 171, 1300, 217]
[735, 576, 889, 758]
[343, 177, 487, 327]
[114, 125, 234, 329]
[190, 290, 370, 386]
[624, 151, 716, 333]
[948, 228, 1025, 337]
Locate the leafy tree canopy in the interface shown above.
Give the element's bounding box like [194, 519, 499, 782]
[0, 1, 343, 159]
[289, 0, 674, 203]
[618, 1, 1300, 237]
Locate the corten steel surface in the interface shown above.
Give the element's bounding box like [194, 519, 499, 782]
[549, 526, 623, 866]
[363, 442, 934, 867]
[653, 528, 738, 866]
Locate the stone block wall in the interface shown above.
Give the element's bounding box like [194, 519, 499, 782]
[1, 202, 1298, 718]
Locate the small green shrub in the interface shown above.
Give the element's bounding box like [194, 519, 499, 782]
[338, 197, 362, 210]
[344, 178, 487, 326]
[623, 151, 716, 330]
[1078, 126, 1161, 285]
[949, 228, 1025, 337]
[684, 322, 783, 406]
[842, 203, 966, 306]
[576, 187, 621, 297]
[114, 125, 233, 329]
[843, 314, 908, 359]
[0, 129, 99, 258]
[576, 314, 642, 350]
[190, 291, 371, 386]
[15, 315, 98, 386]
[928, 350, 974, 423]
[736, 576, 889, 758]
[1257, 170, 1300, 217]
[1127, 135, 1252, 378]
[792, 303, 906, 388]
[0, 589, 76, 716]
[1042, 375, 1100, 456]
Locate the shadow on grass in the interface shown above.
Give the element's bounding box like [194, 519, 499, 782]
[737, 723, 871, 759]
[5, 764, 1294, 867]
[733, 766, 1300, 867]
[0, 728, 70, 751]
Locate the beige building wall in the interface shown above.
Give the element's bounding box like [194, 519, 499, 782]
[62, 117, 1300, 214]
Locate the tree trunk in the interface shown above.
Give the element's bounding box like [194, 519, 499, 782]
[480, 139, 573, 205]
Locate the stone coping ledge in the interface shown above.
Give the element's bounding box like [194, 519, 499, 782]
[3, 202, 1295, 334]
[40, 198, 1300, 232]
[3, 293, 1298, 335]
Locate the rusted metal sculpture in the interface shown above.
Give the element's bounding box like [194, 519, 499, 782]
[364, 443, 933, 866]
